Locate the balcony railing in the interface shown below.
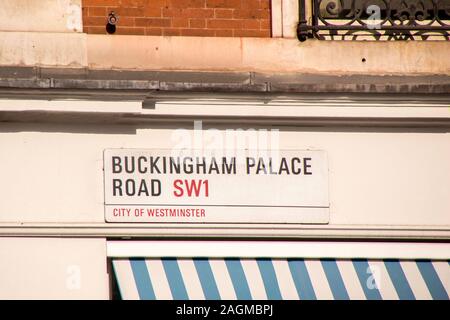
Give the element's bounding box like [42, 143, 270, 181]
[297, 0, 450, 40]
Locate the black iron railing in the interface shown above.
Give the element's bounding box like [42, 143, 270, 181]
[297, 0, 450, 40]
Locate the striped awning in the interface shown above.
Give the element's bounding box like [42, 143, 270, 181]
[113, 258, 450, 300]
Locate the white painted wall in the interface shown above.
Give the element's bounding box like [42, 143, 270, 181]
[107, 241, 450, 259]
[0, 106, 449, 227]
[0, 0, 82, 33]
[0, 238, 109, 299]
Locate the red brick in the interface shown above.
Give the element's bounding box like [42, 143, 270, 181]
[206, 0, 241, 9]
[189, 18, 206, 28]
[88, 7, 107, 16]
[136, 18, 171, 27]
[214, 8, 233, 18]
[148, 0, 168, 6]
[214, 29, 233, 36]
[118, 17, 136, 26]
[84, 16, 107, 26]
[180, 28, 216, 36]
[163, 28, 182, 36]
[240, 0, 260, 10]
[135, 18, 147, 26]
[82, 7, 89, 18]
[145, 28, 163, 35]
[207, 19, 242, 29]
[145, 0, 167, 6]
[163, 8, 215, 18]
[114, 7, 145, 17]
[186, 8, 215, 18]
[82, 0, 271, 37]
[243, 19, 260, 29]
[144, 7, 162, 17]
[233, 29, 270, 37]
[258, 9, 270, 19]
[172, 18, 189, 27]
[119, 0, 145, 6]
[116, 27, 145, 35]
[233, 9, 268, 19]
[106, 6, 120, 13]
[162, 8, 183, 18]
[169, 0, 206, 8]
[260, 0, 270, 10]
[260, 19, 270, 30]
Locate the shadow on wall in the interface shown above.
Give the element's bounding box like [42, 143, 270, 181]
[0, 118, 449, 135]
[0, 121, 137, 135]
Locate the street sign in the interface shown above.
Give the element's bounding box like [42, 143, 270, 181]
[104, 149, 329, 223]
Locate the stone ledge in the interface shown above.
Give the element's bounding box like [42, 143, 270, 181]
[0, 66, 449, 94]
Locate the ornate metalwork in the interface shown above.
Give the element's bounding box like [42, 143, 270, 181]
[297, 0, 450, 40]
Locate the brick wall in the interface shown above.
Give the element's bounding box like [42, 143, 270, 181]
[82, 0, 271, 37]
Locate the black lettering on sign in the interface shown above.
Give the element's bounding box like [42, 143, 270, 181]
[209, 157, 220, 174]
[279, 157, 290, 174]
[256, 157, 267, 174]
[138, 156, 147, 174]
[112, 178, 161, 197]
[246, 157, 255, 174]
[124, 156, 135, 173]
[125, 179, 135, 196]
[138, 179, 149, 196]
[170, 157, 181, 174]
[112, 179, 122, 196]
[150, 157, 161, 174]
[244, 156, 314, 175]
[151, 179, 161, 196]
[196, 157, 206, 174]
[112, 156, 122, 173]
[304, 157, 312, 175]
[291, 157, 301, 175]
[183, 157, 193, 174]
[223, 157, 236, 174]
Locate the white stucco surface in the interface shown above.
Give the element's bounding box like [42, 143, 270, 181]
[0, 237, 108, 299]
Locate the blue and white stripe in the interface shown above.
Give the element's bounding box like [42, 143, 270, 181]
[113, 258, 450, 300]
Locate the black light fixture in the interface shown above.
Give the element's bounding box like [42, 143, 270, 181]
[106, 11, 118, 34]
